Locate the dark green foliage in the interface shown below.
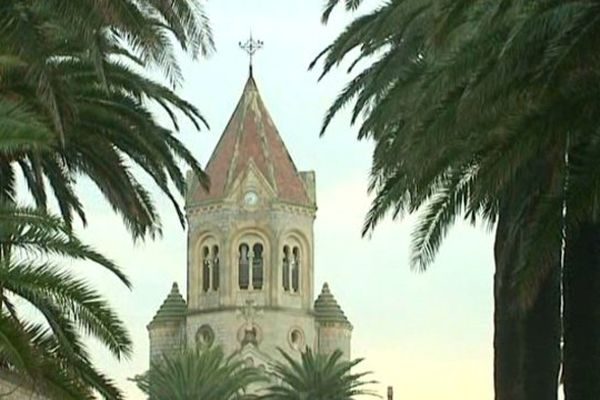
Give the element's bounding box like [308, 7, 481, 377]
[261, 348, 378, 400]
[0, 1, 215, 396]
[0, 0, 213, 238]
[313, 0, 600, 282]
[314, 0, 600, 398]
[133, 345, 263, 400]
[0, 204, 131, 399]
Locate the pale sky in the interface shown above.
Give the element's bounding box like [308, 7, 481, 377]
[64, 1, 496, 398]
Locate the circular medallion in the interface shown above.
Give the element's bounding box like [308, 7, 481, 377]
[195, 325, 215, 347]
[243, 190, 259, 205]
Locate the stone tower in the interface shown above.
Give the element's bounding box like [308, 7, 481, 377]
[147, 283, 187, 362]
[148, 72, 352, 373]
[314, 283, 352, 358]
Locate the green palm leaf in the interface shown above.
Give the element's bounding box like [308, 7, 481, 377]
[261, 348, 378, 400]
[0, 204, 131, 398]
[133, 345, 264, 400]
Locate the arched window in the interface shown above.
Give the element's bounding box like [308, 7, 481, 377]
[252, 243, 264, 290]
[202, 246, 210, 292]
[238, 240, 265, 291]
[212, 245, 219, 291]
[291, 246, 300, 292]
[282, 246, 290, 291]
[239, 244, 250, 290]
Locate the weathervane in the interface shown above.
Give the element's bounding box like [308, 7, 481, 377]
[239, 33, 263, 76]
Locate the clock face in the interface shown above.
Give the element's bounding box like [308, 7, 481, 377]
[244, 191, 258, 205]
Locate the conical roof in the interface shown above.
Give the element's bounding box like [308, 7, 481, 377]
[189, 75, 310, 205]
[314, 283, 352, 327]
[150, 282, 187, 325]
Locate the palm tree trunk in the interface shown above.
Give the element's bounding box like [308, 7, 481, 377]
[494, 169, 561, 400]
[522, 259, 561, 400]
[563, 222, 600, 399]
[494, 209, 525, 400]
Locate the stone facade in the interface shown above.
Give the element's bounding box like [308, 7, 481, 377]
[148, 73, 352, 384]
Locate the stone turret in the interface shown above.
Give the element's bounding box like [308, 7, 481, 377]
[314, 283, 352, 359]
[147, 283, 187, 363]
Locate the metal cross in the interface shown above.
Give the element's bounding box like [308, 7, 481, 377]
[239, 34, 263, 76]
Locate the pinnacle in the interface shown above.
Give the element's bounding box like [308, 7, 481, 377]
[150, 283, 187, 325]
[314, 283, 352, 328]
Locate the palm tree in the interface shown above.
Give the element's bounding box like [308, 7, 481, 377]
[313, 0, 600, 398]
[0, 204, 132, 399]
[0, 52, 208, 236]
[312, 1, 561, 398]
[0, 0, 213, 91]
[260, 348, 378, 400]
[133, 345, 263, 400]
[1, 1, 215, 397]
[0, 0, 213, 238]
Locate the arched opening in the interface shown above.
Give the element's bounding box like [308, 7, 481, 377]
[252, 243, 264, 290]
[202, 246, 210, 292]
[212, 245, 219, 291]
[282, 245, 290, 291]
[239, 243, 250, 290]
[291, 246, 300, 292]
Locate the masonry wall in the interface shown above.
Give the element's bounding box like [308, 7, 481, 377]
[187, 204, 316, 312]
[148, 320, 186, 363]
[186, 308, 316, 362]
[317, 322, 352, 361]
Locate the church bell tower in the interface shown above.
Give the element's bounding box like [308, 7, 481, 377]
[184, 72, 319, 369]
[148, 62, 352, 375]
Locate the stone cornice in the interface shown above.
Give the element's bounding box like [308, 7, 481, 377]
[185, 201, 317, 218]
[186, 305, 315, 318]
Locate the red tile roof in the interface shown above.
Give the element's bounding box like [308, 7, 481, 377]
[190, 76, 310, 205]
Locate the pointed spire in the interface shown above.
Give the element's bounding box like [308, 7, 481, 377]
[150, 282, 187, 325]
[189, 75, 311, 206]
[314, 283, 352, 327]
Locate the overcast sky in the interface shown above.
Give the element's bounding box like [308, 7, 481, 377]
[67, 1, 496, 398]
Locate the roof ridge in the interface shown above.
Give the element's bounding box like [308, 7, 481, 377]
[203, 76, 257, 172]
